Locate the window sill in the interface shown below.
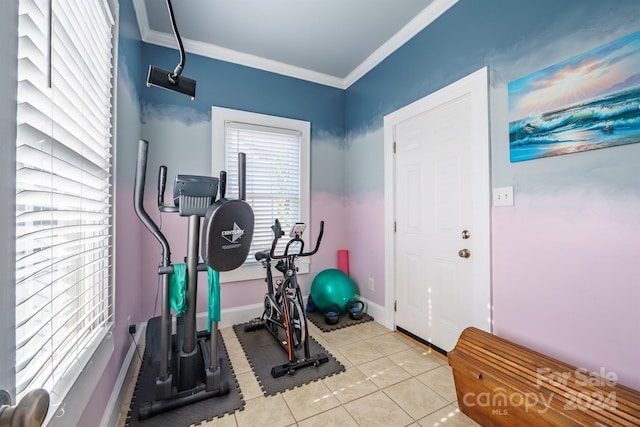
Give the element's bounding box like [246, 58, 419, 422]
[44, 324, 114, 427]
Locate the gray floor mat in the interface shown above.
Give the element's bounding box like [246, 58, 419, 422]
[125, 331, 243, 427]
[233, 323, 345, 396]
[307, 309, 374, 332]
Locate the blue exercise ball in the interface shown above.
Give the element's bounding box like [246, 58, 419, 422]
[310, 269, 355, 314]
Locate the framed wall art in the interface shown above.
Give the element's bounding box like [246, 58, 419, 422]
[509, 31, 640, 162]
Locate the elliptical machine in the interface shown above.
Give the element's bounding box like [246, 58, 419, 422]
[133, 140, 254, 419]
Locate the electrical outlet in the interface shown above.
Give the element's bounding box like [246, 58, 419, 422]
[127, 315, 136, 335]
[368, 278, 374, 291]
[493, 186, 514, 207]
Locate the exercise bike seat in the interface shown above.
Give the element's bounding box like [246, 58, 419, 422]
[255, 250, 270, 262]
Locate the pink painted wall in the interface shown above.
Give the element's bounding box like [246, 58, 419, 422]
[343, 193, 386, 304]
[137, 189, 347, 318]
[492, 191, 640, 390]
[339, 136, 640, 393]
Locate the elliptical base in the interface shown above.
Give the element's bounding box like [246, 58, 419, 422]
[138, 382, 230, 421]
[139, 319, 231, 421]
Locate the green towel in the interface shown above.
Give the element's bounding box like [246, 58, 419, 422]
[208, 267, 221, 331]
[169, 263, 187, 317]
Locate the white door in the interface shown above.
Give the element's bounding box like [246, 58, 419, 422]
[385, 67, 491, 352]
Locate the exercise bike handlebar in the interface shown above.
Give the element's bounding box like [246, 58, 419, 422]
[269, 219, 324, 260]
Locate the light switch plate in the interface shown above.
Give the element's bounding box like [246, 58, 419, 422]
[493, 186, 514, 206]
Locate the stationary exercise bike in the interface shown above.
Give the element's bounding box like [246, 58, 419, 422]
[133, 140, 254, 420]
[245, 219, 329, 377]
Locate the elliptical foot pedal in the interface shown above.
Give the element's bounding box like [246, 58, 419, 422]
[244, 318, 265, 332]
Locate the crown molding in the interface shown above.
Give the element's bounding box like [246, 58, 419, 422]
[132, 0, 458, 90]
[143, 28, 345, 88]
[343, 0, 458, 88]
[131, 0, 150, 39]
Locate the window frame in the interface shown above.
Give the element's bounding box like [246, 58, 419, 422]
[11, 0, 118, 423]
[1, 0, 19, 400]
[211, 106, 311, 282]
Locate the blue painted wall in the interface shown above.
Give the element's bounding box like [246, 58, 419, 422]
[140, 44, 344, 139]
[346, 0, 640, 136]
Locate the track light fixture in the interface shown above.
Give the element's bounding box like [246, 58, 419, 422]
[146, 0, 196, 99]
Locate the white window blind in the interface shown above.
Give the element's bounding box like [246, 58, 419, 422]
[212, 107, 310, 281]
[226, 122, 302, 257]
[15, 0, 114, 401]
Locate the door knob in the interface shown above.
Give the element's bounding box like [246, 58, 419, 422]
[458, 249, 470, 258]
[461, 230, 470, 239]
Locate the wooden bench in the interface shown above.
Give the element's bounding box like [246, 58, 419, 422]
[448, 327, 640, 426]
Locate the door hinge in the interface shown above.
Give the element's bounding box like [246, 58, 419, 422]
[393, 142, 396, 153]
[394, 300, 397, 312]
[394, 221, 397, 232]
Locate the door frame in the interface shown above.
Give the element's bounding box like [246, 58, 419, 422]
[382, 66, 492, 333]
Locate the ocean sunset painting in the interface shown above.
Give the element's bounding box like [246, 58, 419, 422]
[509, 31, 640, 162]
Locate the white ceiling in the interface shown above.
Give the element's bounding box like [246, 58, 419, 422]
[132, 0, 458, 89]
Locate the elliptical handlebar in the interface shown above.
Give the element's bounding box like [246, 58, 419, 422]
[134, 140, 171, 267]
[158, 165, 167, 206]
[269, 219, 324, 260]
[157, 164, 178, 213]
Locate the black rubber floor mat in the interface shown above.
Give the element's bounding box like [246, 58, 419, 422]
[233, 323, 345, 396]
[125, 331, 243, 427]
[306, 309, 374, 332]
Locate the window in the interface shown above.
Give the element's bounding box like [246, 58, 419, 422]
[212, 107, 310, 282]
[15, 0, 114, 403]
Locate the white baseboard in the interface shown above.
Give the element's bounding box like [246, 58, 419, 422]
[358, 297, 391, 329]
[196, 302, 264, 330]
[101, 323, 146, 427]
[198, 300, 391, 331]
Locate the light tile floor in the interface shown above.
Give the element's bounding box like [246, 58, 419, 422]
[119, 320, 479, 427]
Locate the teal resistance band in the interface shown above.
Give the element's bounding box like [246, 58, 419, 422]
[169, 263, 187, 317]
[208, 267, 221, 331]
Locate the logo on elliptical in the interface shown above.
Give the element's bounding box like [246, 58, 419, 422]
[221, 222, 245, 244]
